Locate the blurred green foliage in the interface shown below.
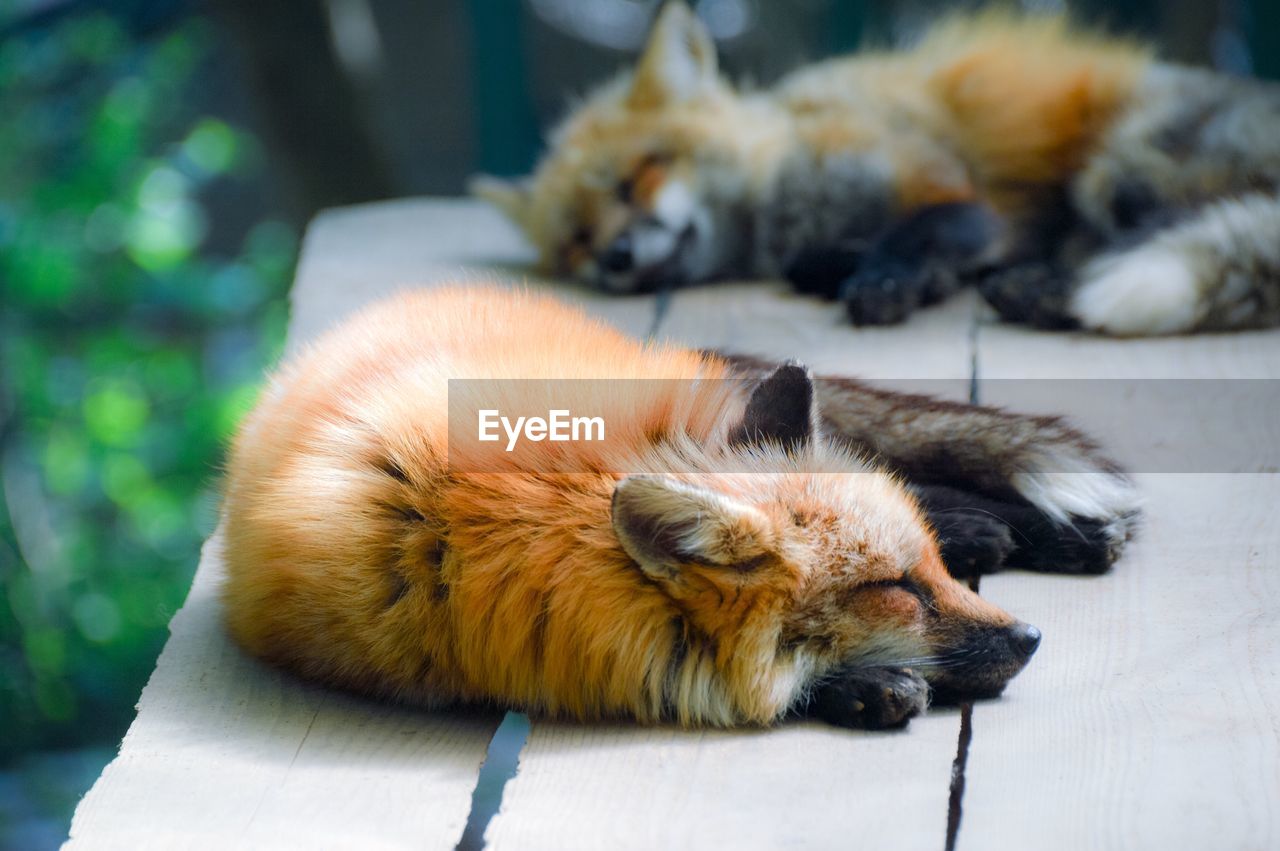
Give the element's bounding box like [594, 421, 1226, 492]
[0, 11, 295, 760]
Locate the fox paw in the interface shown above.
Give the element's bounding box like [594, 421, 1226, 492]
[1008, 455, 1142, 558]
[841, 266, 931, 326]
[929, 511, 1017, 577]
[809, 666, 930, 730]
[1010, 511, 1137, 575]
[977, 263, 1080, 329]
[914, 482, 1138, 576]
[784, 245, 864, 299]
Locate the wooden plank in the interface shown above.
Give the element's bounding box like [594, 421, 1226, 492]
[959, 322, 1280, 850]
[487, 714, 965, 851]
[67, 200, 663, 849]
[487, 284, 980, 851]
[288, 198, 657, 351]
[64, 533, 502, 851]
[655, 281, 978, 385]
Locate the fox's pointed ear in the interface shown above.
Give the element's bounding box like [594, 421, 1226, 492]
[470, 174, 532, 230]
[612, 476, 772, 580]
[628, 1, 718, 109]
[729, 361, 818, 453]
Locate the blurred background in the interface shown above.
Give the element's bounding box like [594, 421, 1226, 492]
[1, 0, 1275, 846]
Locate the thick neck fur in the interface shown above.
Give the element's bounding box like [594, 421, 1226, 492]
[438, 434, 842, 726]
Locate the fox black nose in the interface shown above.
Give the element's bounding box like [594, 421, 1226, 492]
[600, 234, 634, 273]
[1009, 623, 1041, 659]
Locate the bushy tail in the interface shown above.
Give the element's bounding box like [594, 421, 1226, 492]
[1069, 192, 1280, 335]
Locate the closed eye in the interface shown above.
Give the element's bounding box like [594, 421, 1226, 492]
[864, 576, 928, 600]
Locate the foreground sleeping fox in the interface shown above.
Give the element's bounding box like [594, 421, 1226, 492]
[475, 3, 1280, 335]
[222, 286, 1139, 728]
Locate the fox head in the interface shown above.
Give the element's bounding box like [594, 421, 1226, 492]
[472, 2, 782, 292]
[609, 364, 1039, 723]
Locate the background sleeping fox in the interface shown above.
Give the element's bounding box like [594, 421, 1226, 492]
[222, 286, 1140, 730]
[474, 3, 1280, 336]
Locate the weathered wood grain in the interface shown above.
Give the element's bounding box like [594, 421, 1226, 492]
[288, 199, 658, 350]
[487, 714, 965, 851]
[64, 533, 503, 851]
[655, 281, 978, 385]
[958, 321, 1280, 850]
[486, 282, 981, 851]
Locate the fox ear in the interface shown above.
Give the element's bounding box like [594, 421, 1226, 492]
[470, 174, 532, 230]
[628, 1, 719, 109]
[729, 361, 818, 453]
[612, 475, 772, 580]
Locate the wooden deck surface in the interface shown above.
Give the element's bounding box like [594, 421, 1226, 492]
[65, 200, 1280, 850]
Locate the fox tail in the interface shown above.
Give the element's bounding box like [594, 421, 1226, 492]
[1069, 192, 1280, 335]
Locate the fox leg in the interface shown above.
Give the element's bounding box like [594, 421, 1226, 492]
[838, 201, 1004, 326]
[910, 484, 1016, 576]
[803, 665, 930, 730]
[811, 374, 1141, 565]
[980, 195, 1280, 335]
[977, 260, 1080, 330]
[780, 196, 1002, 322]
[975, 187, 1109, 330]
[912, 484, 1124, 576]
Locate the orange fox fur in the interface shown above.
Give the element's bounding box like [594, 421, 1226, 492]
[221, 286, 1023, 727]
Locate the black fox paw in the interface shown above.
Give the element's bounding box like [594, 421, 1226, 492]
[931, 512, 1018, 577]
[1011, 510, 1139, 575]
[841, 260, 959, 326]
[977, 264, 1080, 329]
[809, 666, 930, 730]
[784, 246, 864, 299]
[913, 483, 1139, 576]
[842, 271, 921, 325]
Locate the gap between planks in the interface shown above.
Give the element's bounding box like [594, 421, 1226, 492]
[452, 290, 669, 851]
[958, 319, 1280, 851]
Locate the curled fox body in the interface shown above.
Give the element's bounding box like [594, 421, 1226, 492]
[222, 286, 1139, 728]
[475, 4, 1280, 335]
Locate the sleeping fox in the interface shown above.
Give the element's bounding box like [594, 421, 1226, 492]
[221, 286, 1139, 729]
[474, 3, 1280, 335]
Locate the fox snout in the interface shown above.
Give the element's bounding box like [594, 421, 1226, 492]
[1009, 622, 1043, 658]
[593, 219, 696, 293]
[925, 620, 1042, 704]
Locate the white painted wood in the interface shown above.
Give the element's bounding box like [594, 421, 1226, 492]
[487, 714, 965, 851]
[972, 319, 1280, 379]
[486, 282, 981, 851]
[66, 200, 662, 850]
[288, 199, 657, 351]
[655, 282, 978, 389]
[64, 533, 502, 851]
[959, 321, 1280, 850]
